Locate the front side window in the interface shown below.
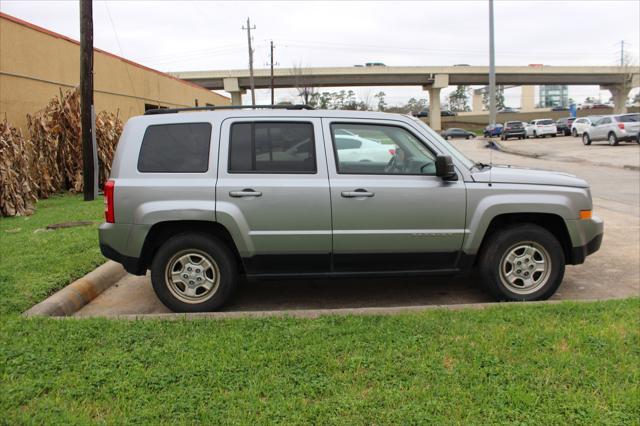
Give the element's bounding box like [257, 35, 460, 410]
[330, 123, 436, 175]
[138, 123, 211, 173]
[229, 122, 316, 173]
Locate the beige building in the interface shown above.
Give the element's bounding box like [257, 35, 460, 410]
[0, 12, 229, 132]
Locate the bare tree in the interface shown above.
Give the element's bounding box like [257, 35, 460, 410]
[291, 63, 317, 105]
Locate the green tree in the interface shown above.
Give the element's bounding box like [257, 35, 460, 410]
[448, 85, 470, 112]
[374, 91, 387, 111]
[482, 86, 505, 110]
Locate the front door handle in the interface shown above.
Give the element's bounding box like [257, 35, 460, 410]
[341, 189, 374, 198]
[229, 189, 262, 197]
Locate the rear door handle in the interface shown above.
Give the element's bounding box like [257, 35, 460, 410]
[229, 189, 262, 197]
[341, 189, 374, 198]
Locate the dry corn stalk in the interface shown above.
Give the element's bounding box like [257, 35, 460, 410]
[0, 119, 37, 216]
[1, 87, 123, 217]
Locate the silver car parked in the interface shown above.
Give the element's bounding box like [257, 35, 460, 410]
[99, 106, 603, 312]
[582, 113, 640, 146]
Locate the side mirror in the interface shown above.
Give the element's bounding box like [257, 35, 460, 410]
[435, 155, 458, 181]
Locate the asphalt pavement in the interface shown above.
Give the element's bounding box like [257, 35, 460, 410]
[75, 136, 640, 317]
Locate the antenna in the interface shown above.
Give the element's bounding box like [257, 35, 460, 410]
[489, 141, 493, 187]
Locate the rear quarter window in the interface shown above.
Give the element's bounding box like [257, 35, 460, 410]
[137, 123, 212, 173]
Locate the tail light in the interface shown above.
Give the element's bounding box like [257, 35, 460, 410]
[104, 180, 115, 223]
[388, 148, 396, 155]
[618, 123, 625, 130]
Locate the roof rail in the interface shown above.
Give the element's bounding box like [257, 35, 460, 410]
[144, 104, 315, 115]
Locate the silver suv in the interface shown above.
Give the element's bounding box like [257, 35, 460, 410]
[99, 106, 603, 312]
[582, 113, 640, 146]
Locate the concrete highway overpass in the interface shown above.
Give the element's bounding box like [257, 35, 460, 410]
[173, 66, 640, 130]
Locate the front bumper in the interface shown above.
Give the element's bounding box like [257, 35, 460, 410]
[569, 233, 603, 265]
[566, 215, 604, 264]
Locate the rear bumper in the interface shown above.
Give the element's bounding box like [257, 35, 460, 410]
[100, 243, 145, 275]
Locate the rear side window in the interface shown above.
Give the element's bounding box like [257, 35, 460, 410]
[138, 123, 211, 173]
[229, 122, 316, 173]
[617, 114, 639, 123]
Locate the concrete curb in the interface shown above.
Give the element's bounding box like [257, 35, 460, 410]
[23, 261, 127, 317]
[52, 298, 607, 321]
[490, 140, 639, 171]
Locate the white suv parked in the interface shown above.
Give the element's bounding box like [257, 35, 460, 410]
[571, 116, 599, 137]
[525, 119, 557, 138]
[582, 114, 640, 146]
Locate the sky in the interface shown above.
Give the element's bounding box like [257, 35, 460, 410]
[2, 0, 639, 107]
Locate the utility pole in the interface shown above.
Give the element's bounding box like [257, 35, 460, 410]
[80, 0, 96, 200]
[269, 40, 275, 105]
[242, 17, 256, 105]
[488, 0, 496, 127]
[620, 40, 625, 66]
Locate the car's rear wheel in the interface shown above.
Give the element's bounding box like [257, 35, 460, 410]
[478, 224, 565, 301]
[608, 132, 619, 146]
[582, 133, 592, 145]
[533, 131, 538, 138]
[551, 134, 556, 138]
[151, 233, 238, 312]
[572, 128, 578, 137]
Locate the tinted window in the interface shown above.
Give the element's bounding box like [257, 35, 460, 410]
[599, 117, 611, 125]
[538, 119, 554, 125]
[229, 122, 316, 173]
[138, 123, 211, 173]
[617, 114, 639, 123]
[331, 123, 436, 175]
[506, 121, 522, 127]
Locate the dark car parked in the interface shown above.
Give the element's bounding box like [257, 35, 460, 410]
[440, 128, 475, 140]
[483, 123, 504, 137]
[556, 117, 576, 136]
[500, 121, 526, 140]
[415, 109, 458, 118]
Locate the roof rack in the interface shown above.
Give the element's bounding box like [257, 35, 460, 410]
[144, 104, 315, 115]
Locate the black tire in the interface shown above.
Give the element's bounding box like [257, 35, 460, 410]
[608, 132, 619, 146]
[533, 131, 538, 138]
[572, 128, 578, 137]
[551, 134, 556, 138]
[478, 224, 565, 302]
[151, 233, 238, 312]
[582, 133, 592, 145]
[467, 135, 472, 140]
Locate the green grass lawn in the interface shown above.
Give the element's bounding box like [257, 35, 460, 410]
[1, 194, 639, 424]
[0, 194, 104, 315]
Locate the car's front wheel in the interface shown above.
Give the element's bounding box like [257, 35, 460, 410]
[572, 128, 578, 137]
[478, 224, 565, 301]
[582, 133, 592, 145]
[151, 233, 238, 312]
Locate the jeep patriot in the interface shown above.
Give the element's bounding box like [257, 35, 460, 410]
[99, 106, 603, 312]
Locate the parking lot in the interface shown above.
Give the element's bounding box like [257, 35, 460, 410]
[76, 135, 640, 317]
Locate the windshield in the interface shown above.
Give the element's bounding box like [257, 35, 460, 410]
[409, 116, 475, 169]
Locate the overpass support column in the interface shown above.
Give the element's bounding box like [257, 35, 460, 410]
[520, 86, 536, 112]
[428, 88, 442, 131]
[424, 74, 448, 131]
[602, 84, 630, 114]
[223, 77, 246, 106]
[472, 89, 483, 112]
